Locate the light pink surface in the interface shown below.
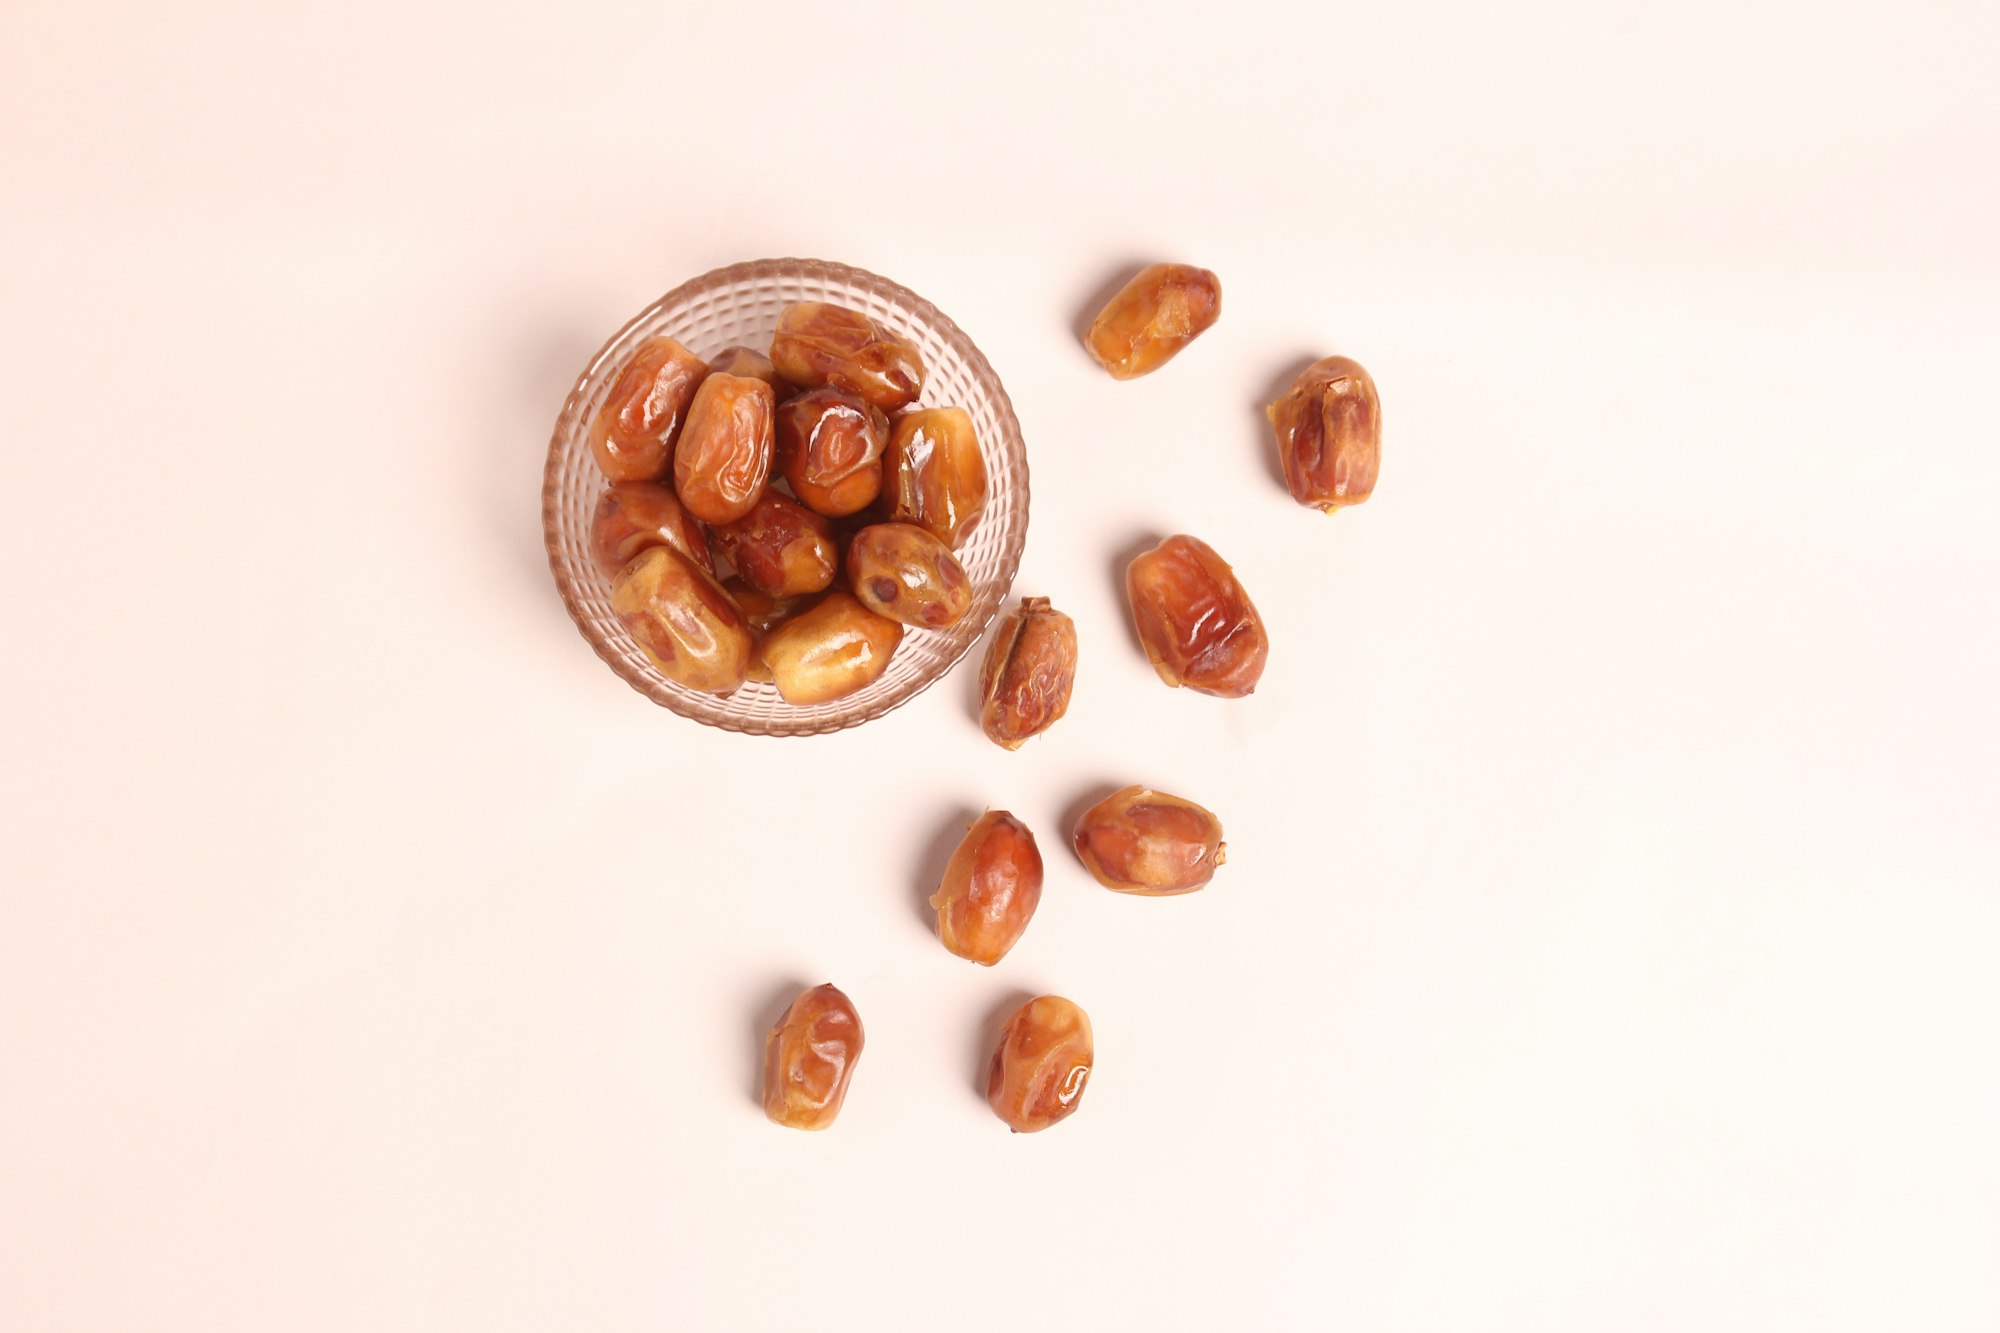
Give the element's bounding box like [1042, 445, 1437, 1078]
[3, 3, 1998, 1331]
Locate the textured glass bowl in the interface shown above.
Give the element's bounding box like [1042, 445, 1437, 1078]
[543, 258, 1029, 736]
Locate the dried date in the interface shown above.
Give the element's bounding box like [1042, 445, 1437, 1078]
[762, 983, 864, 1130]
[929, 811, 1043, 965]
[1268, 355, 1381, 513]
[1125, 534, 1267, 698]
[977, 597, 1077, 749]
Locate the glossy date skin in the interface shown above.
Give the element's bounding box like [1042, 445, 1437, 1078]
[770, 302, 925, 411]
[763, 983, 864, 1130]
[757, 590, 904, 704]
[986, 996, 1092, 1133]
[881, 407, 988, 549]
[930, 811, 1043, 966]
[1125, 534, 1268, 698]
[609, 545, 753, 694]
[721, 577, 808, 684]
[1269, 355, 1380, 513]
[710, 490, 838, 598]
[588, 335, 709, 481]
[588, 481, 713, 578]
[1072, 785, 1226, 895]
[707, 345, 788, 396]
[1084, 263, 1221, 380]
[846, 522, 973, 630]
[722, 577, 806, 634]
[977, 596, 1077, 749]
[775, 388, 890, 517]
[673, 372, 774, 524]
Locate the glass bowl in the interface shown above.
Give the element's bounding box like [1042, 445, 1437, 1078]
[542, 258, 1029, 736]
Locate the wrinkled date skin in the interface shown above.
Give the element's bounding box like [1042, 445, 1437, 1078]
[1072, 785, 1226, 895]
[847, 522, 973, 630]
[673, 372, 775, 525]
[1084, 263, 1221, 380]
[588, 335, 710, 482]
[769, 302, 926, 411]
[978, 597, 1078, 749]
[609, 546, 754, 694]
[710, 490, 838, 598]
[757, 590, 904, 704]
[775, 388, 890, 517]
[881, 407, 988, 549]
[1125, 534, 1269, 698]
[986, 996, 1093, 1133]
[930, 811, 1044, 966]
[721, 577, 808, 684]
[762, 983, 864, 1131]
[588, 481, 713, 578]
[1269, 355, 1381, 513]
[707, 345, 789, 396]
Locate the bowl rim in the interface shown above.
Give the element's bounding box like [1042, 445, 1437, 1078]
[541, 256, 1030, 737]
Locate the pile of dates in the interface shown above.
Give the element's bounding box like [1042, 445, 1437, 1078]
[589, 301, 991, 703]
[751, 260, 1380, 1132]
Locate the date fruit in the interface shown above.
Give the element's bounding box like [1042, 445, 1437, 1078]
[1268, 354, 1381, 513]
[588, 481, 713, 577]
[1072, 785, 1226, 895]
[762, 983, 864, 1131]
[673, 371, 775, 525]
[708, 345, 788, 395]
[588, 335, 709, 482]
[723, 577, 806, 635]
[978, 597, 1077, 749]
[757, 590, 904, 704]
[770, 302, 925, 411]
[847, 522, 973, 630]
[930, 811, 1043, 966]
[775, 388, 890, 517]
[609, 545, 754, 694]
[711, 490, 838, 598]
[1125, 534, 1268, 698]
[986, 995, 1092, 1133]
[881, 407, 987, 548]
[721, 576, 806, 684]
[1083, 263, 1221, 380]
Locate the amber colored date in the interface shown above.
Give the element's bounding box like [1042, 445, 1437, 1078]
[1268, 355, 1381, 513]
[1072, 785, 1226, 895]
[1083, 263, 1221, 380]
[986, 996, 1092, 1133]
[722, 577, 806, 635]
[763, 983, 864, 1130]
[757, 590, 904, 704]
[846, 522, 973, 630]
[673, 371, 775, 524]
[588, 335, 709, 482]
[609, 545, 753, 694]
[929, 811, 1043, 966]
[588, 481, 713, 578]
[770, 302, 926, 411]
[881, 407, 988, 548]
[1125, 534, 1268, 698]
[708, 345, 788, 396]
[775, 388, 890, 517]
[711, 491, 838, 598]
[721, 577, 807, 684]
[977, 596, 1077, 749]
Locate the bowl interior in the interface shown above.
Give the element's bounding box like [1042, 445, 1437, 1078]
[543, 258, 1029, 735]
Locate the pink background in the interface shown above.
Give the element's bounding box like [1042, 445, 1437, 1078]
[3, 2, 1997, 1329]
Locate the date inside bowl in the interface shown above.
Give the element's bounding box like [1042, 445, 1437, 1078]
[542, 258, 1029, 737]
